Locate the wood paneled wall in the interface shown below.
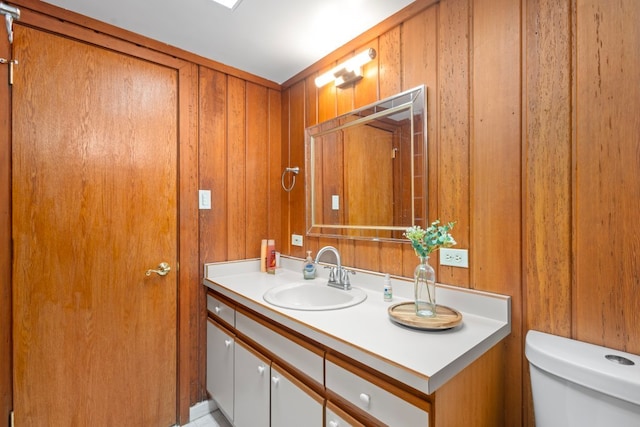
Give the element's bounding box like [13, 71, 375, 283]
[281, 0, 640, 426]
[2, 0, 638, 426]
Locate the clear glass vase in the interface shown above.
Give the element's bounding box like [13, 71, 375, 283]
[414, 256, 437, 317]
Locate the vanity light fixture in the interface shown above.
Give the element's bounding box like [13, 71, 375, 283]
[315, 48, 377, 89]
[211, 0, 243, 10]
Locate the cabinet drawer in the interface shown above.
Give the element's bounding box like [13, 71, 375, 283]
[236, 310, 324, 385]
[326, 358, 429, 426]
[207, 293, 235, 327]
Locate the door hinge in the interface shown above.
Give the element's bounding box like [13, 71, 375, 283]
[9, 410, 13, 427]
[0, 58, 17, 85]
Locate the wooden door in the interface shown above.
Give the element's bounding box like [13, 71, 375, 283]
[12, 26, 178, 426]
[344, 125, 393, 238]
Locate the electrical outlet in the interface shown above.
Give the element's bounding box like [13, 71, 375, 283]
[440, 248, 469, 268]
[291, 234, 303, 247]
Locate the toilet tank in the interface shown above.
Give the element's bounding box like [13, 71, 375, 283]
[525, 330, 640, 427]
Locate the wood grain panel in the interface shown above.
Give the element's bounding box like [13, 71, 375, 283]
[280, 88, 292, 255]
[318, 75, 338, 123]
[437, 0, 471, 287]
[268, 89, 283, 246]
[472, 1, 522, 426]
[522, 1, 573, 424]
[435, 344, 504, 427]
[199, 69, 229, 262]
[402, 5, 439, 277]
[378, 27, 402, 100]
[246, 83, 269, 257]
[0, 25, 11, 424]
[227, 77, 247, 259]
[287, 81, 307, 259]
[574, 0, 640, 352]
[524, 0, 572, 336]
[355, 41, 380, 109]
[177, 61, 203, 420]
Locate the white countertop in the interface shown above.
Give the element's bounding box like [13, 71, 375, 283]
[204, 257, 511, 395]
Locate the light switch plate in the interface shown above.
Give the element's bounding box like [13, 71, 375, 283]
[199, 190, 211, 209]
[331, 195, 340, 210]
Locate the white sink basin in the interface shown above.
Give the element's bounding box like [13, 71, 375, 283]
[263, 282, 367, 311]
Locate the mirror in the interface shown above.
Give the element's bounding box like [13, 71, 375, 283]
[305, 85, 427, 241]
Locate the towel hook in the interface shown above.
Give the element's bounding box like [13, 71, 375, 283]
[281, 166, 299, 192]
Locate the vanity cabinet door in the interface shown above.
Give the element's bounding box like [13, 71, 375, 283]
[206, 319, 235, 422]
[325, 401, 366, 427]
[271, 363, 324, 427]
[234, 340, 270, 427]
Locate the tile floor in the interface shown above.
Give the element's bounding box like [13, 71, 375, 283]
[178, 400, 232, 427]
[182, 410, 231, 427]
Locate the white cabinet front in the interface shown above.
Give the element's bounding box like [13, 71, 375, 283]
[271, 363, 324, 427]
[206, 319, 235, 422]
[234, 340, 270, 427]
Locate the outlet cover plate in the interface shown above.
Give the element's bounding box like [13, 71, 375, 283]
[291, 234, 303, 247]
[440, 248, 469, 268]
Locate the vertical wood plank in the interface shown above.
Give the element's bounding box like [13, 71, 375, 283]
[472, 0, 522, 425]
[354, 41, 380, 108]
[523, 0, 572, 424]
[378, 26, 403, 100]
[268, 89, 283, 248]
[0, 23, 11, 423]
[227, 76, 247, 259]
[574, 0, 640, 353]
[524, 0, 572, 337]
[246, 82, 269, 257]
[402, 6, 440, 276]
[288, 81, 307, 258]
[177, 61, 202, 421]
[199, 69, 228, 262]
[280, 88, 292, 255]
[437, 0, 471, 287]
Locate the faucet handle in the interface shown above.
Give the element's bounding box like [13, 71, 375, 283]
[324, 265, 337, 283]
[341, 268, 356, 288]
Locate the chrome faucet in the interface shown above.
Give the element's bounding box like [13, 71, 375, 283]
[315, 246, 354, 290]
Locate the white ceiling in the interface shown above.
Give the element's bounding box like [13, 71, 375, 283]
[43, 0, 415, 84]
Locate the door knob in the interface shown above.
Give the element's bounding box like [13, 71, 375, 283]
[145, 262, 171, 276]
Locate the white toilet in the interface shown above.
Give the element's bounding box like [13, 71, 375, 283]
[525, 330, 640, 427]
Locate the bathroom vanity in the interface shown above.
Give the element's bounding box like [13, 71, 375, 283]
[204, 257, 511, 426]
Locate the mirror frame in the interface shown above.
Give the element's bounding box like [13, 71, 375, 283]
[304, 85, 427, 241]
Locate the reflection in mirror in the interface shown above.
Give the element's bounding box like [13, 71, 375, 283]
[305, 86, 427, 241]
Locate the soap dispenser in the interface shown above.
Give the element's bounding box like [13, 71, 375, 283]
[303, 251, 316, 279]
[383, 273, 393, 301]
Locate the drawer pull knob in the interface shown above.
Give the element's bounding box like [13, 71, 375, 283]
[359, 393, 371, 407]
[224, 339, 233, 348]
[271, 376, 280, 386]
[214, 306, 221, 314]
[257, 365, 265, 375]
[329, 421, 339, 427]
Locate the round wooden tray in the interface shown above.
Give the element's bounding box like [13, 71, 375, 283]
[388, 302, 463, 330]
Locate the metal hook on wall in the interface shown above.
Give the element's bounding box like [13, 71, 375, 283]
[281, 166, 300, 192]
